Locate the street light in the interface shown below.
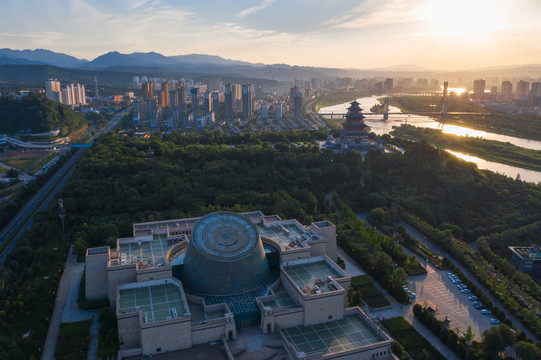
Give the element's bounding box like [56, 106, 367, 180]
[58, 199, 66, 242]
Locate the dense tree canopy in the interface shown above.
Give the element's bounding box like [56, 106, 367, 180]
[0, 93, 86, 135]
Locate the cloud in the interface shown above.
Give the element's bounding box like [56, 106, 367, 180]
[325, 0, 425, 29]
[237, 0, 275, 18]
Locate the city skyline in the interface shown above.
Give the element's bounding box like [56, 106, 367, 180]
[2, 0, 541, 71]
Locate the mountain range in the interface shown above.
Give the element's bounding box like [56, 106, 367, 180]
[1, 48, 541, 86]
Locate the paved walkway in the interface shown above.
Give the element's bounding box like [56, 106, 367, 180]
[399, 221, 539, 342]
[41, 246, 99, 360]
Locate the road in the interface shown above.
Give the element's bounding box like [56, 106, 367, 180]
[0, 107, 130, 265]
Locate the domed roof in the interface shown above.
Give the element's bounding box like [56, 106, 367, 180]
[181, 212, 271, 295]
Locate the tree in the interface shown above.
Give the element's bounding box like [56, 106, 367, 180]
[419, 348, 430, 360]
[482, 326, 504, 354]
[7, 168, 19, 179]
[463, 325, 474, 345]
[515, 341, 541, 360]
[391, 341, 404, 357]
[388, 267, 408, 290]
[498, 324, 516, 347]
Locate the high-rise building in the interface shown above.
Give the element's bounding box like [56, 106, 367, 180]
[473, 79, 486, 96]
[373, 82, 383, 93]
[530, 82, 541, 105]
[133, 99, 141, 127]
[61, 84, 73, 105]
[225, 84, 233, 120]
[204, 91, 213, 113]
[276, 103, 283, 119]
[191, 88, 199, 117]
[261, 103, 268, 119]
[289, 86, 298, 109]
[179, 85, 187, 116]
[142, 82, 153, 100]
[133, 76, 140, 89]
[294, 91, 302, 119]
[211, 91, 220, 106]
[231, 84, 242, 112]
[501, 81, 513, 96]
[255, 85, 263, 100]
[517, 80, 531, 97]
[45, 78, 62, 102]
[242, 84, 253, 119]
[491, 86, 498, 94]
[161, 81, 170, 107]
[383, 78, 393, 93]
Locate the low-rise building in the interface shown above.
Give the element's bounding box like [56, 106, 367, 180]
[85, 211, 392, 359]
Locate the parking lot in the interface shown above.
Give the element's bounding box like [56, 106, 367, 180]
[407, 264, 494, 339]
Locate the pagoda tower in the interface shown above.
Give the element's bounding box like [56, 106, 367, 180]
[340, 100, 370, 143]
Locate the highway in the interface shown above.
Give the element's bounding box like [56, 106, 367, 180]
[0, 107, 130, 264]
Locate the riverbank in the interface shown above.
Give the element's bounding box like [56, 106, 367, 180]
[390, 124, 541, 172]
[382, 96, 541, 141]
[312, 91, 368, 112]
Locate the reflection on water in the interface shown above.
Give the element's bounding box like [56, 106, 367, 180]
[320, 95, 541, 151]
[446, 150, 541, 183]
[320, 96, 541, 183]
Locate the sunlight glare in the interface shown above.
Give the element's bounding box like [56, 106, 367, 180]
[421, 0, 504, 38]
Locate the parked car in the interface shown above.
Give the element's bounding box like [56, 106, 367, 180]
[452, 279, 461, 284]
[481, 309, 492, 315]
[460, 289, 471, 293]
[409, 292, 416, 298]
[468, 296, 478, 301]
[457, 284, 467, 289]
[447, 273, 456, 278]
[489, 319, 500, 325]
[473, 302, 484, 309]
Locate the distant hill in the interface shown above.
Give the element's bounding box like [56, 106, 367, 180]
[0, 56, 47, 66]
[2, 48, 541, 84]
[0, 48, 88, 68]
[0, 64, 280, 88]
[0, 93, 86, 135]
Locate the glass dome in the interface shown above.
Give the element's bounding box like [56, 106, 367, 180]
[181, 212, 271, 295]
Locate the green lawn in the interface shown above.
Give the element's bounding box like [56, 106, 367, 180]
[1, 151, 56, 174]
[350, 275, 391, 309]
[382, 316, 445, 360]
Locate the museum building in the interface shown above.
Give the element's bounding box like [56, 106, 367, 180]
[85, 211, 393, 359]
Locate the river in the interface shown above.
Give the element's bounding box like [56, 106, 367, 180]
[320, 95, 541, 183]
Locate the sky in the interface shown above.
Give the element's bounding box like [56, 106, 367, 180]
[1, 0, 541, 71]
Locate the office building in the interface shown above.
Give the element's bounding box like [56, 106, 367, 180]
[85, 211, 392, 359]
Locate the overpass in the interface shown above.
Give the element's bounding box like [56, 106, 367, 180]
[2, 136, 69, 150]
